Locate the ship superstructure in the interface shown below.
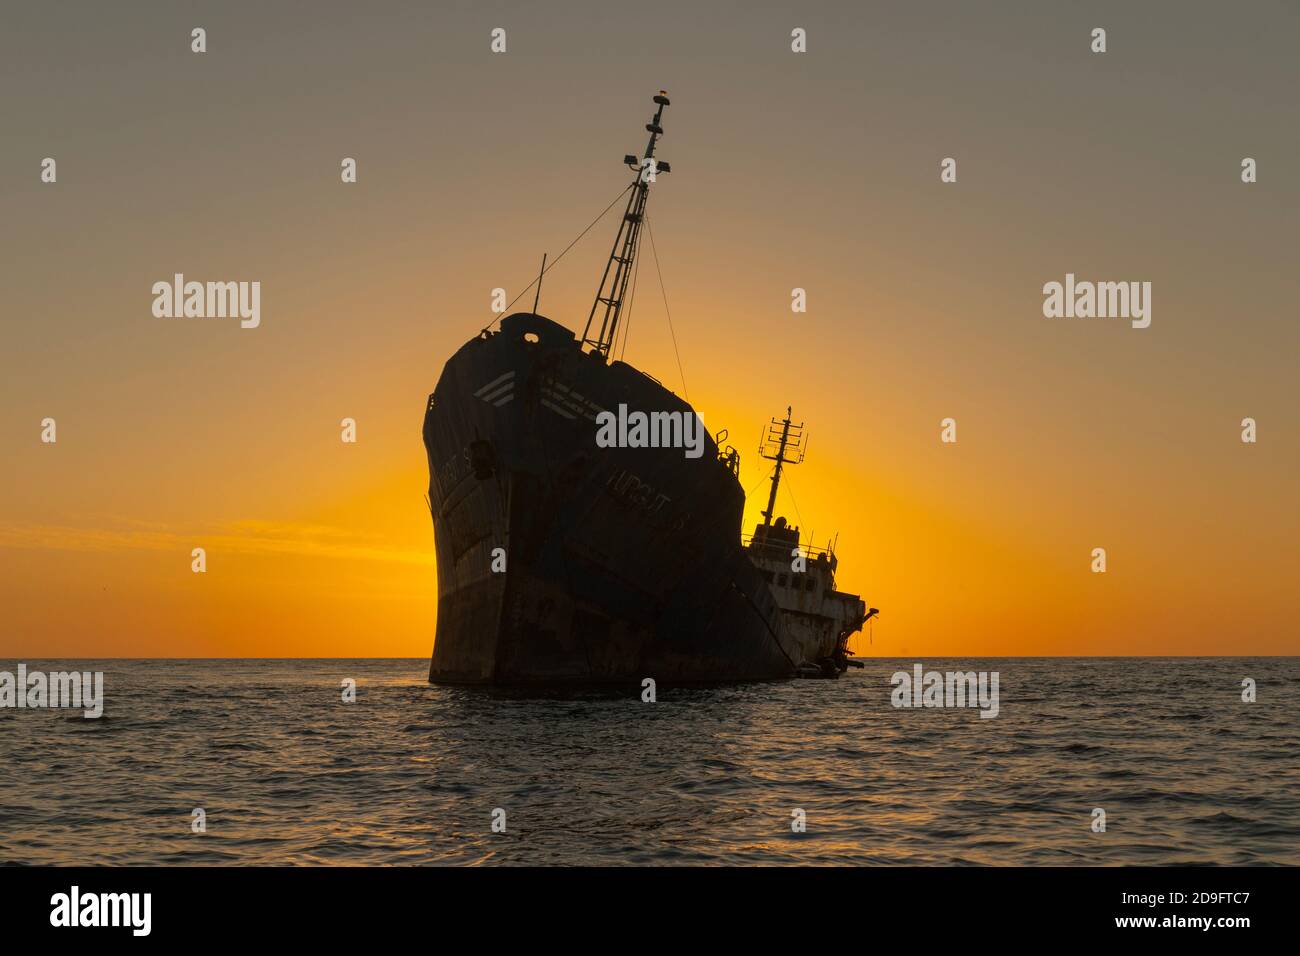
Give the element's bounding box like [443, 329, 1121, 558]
[742, 409, 876, 676]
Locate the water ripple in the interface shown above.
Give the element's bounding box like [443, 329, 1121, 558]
[1, 657, 1297, 865]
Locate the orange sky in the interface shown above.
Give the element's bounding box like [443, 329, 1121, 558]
[2, 2, 1297, 658]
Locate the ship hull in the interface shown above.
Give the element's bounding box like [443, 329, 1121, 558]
[423, 313, 808, 684]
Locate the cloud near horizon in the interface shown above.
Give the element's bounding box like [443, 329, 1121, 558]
[0, 518, 434, 567]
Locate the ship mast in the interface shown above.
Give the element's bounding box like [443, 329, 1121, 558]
[759, 407, 806, 527]
[582, 92, 672, 359]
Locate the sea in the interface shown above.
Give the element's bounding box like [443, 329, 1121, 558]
[2, 658, 1296, 866]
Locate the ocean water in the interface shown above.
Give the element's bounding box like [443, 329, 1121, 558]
[1, 658, 1297, 866]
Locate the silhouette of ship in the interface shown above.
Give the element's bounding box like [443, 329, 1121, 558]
[423, 93, 876, 683]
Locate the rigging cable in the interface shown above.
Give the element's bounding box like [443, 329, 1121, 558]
[644, 215, 688, 401]
[780, 471, 807, 534]
[741, 463, 777, 532]
[617, 231, 642, 362]
[746, 463, 776, 500]
[478, 183, 635, 335]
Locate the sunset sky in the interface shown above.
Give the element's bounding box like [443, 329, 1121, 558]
[2, 1, 1297, 658]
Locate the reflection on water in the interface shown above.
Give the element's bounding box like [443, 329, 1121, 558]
[2, 658, 1297, 865]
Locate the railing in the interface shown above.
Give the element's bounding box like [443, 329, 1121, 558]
[717, 445, 740, 477]
[741, 533, 836, 564]
[714, 428, 740, 477]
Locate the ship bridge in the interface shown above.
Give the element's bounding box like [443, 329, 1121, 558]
[744, 517, 841, 608]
